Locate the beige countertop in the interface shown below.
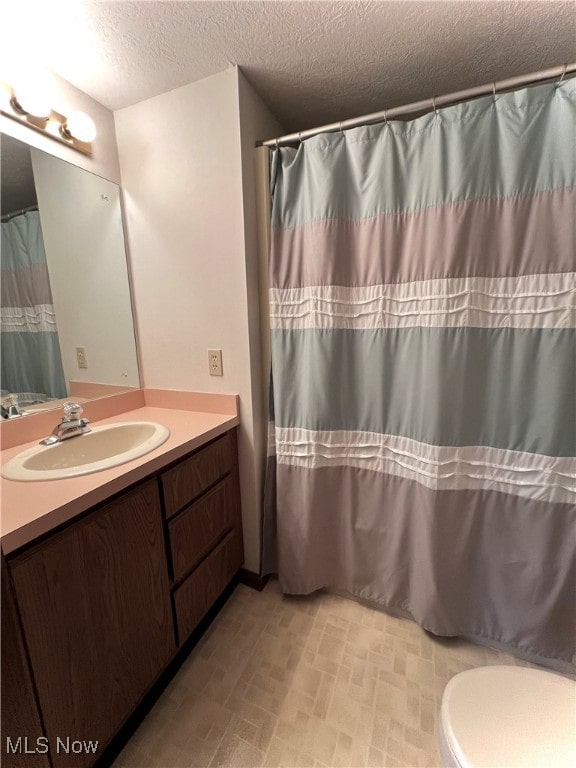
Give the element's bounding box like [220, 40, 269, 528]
[1, 405, 239, 556]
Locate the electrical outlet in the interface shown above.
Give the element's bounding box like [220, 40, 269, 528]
[208, 349, 223, 376]
[76, 346, 88, 369]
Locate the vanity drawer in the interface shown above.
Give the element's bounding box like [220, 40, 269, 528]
[162, 432, 234, 519]
[169, 476, 237, 583]
[173, 527, 243, 643]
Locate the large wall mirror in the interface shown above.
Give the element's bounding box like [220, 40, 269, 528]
[1, 133, 140, 414]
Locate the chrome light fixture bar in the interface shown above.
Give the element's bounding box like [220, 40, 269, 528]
[0, 81, 96, 156]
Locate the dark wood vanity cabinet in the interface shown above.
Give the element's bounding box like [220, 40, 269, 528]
[1, 557, 50, 768]
[8, 480, 174, 768]
[2, 428, 243, 768]
[162, 430, 244, 645]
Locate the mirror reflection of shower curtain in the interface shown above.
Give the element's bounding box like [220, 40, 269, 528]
[0, 210, 67, 404]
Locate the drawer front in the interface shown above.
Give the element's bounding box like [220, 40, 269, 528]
[173, 528, 243, 643]
[162, 432, 234, 518]
[169, 476, 237, 583]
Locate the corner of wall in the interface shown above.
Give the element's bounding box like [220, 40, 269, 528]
[236, 69, 284, 572]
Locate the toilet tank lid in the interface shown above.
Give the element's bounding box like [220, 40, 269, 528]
[440, 665, 576, 768]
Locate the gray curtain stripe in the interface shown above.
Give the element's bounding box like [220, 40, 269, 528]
[270, 463, 575, 671]
[271, 327, 576, 457]
[271, 186, 576, 289]
[1, 263, 54, 307]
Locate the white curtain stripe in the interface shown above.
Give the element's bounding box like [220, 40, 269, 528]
[270, 272, 576, 330]
[0, 304, 59, 333]
[275, 427, 576, 504]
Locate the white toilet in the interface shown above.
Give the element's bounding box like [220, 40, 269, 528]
[439, 666, 576, 768]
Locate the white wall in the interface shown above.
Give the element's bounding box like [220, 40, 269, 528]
[1, 68, 121, 184]
[31, 149, 139, 389]
[115, 67, 282, 573]
[114, 69, 247, 394]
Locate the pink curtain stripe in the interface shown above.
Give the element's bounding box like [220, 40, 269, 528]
[271, 186, 576, 289]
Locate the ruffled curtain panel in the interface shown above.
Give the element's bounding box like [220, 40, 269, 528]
[1, 211, 67, 404]
[263, 81, 576, 672]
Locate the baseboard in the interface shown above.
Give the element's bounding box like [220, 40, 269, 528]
[238, 568, 270, 592]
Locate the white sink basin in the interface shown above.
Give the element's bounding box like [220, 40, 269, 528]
[1, 422, 170, 481]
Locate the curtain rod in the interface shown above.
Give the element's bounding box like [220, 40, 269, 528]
[1, 205, 39, 222]
[257, 62, 576, 148]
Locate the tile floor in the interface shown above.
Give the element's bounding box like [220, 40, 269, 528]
[114, 579, 540, 768]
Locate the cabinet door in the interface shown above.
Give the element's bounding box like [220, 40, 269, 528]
[1, 557, 50, 768]
[9, 480, 174, 768]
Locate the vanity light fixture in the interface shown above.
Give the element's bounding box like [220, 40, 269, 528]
[0, 81, 96, 156]
[10, 85, 52, 120]
[60, 111, 97, 143]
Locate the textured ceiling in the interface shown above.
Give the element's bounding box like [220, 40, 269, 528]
[1, 1, 575, 134]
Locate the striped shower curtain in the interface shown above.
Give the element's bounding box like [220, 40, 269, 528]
[1, 211, 67, 404]
[263, 80, 576, 671]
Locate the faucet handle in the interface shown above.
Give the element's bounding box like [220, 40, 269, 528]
[4, 394, 23, 418]
[63, 402, 84, 421]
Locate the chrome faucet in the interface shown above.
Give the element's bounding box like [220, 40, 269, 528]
[40, 402, 91, 445]
[1, 394, 24, 419]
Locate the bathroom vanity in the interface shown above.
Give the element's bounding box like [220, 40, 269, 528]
[1, 401, 243, 768]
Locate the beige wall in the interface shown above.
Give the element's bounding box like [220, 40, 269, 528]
[114, 67, 282, 573]
[1, 69, 121, 184]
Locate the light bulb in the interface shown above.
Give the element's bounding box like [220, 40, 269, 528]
[11, 80, 52, 118]
[63, 111, 96, 142]
[0, 81, 12, 109]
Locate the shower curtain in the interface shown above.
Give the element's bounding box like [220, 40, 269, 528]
[263, 80, 576, 670]
[1, 211, 67, 404]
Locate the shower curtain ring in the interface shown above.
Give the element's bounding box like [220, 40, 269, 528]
[556, 64, 567, 87]
[384, 109, 389, 125]
[275, 138, 280, 149]
[432, 97, 438, 116]
[339, 121, 343, 134]
[492, 82, 497, 101]
[298, 131, 303, 143]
